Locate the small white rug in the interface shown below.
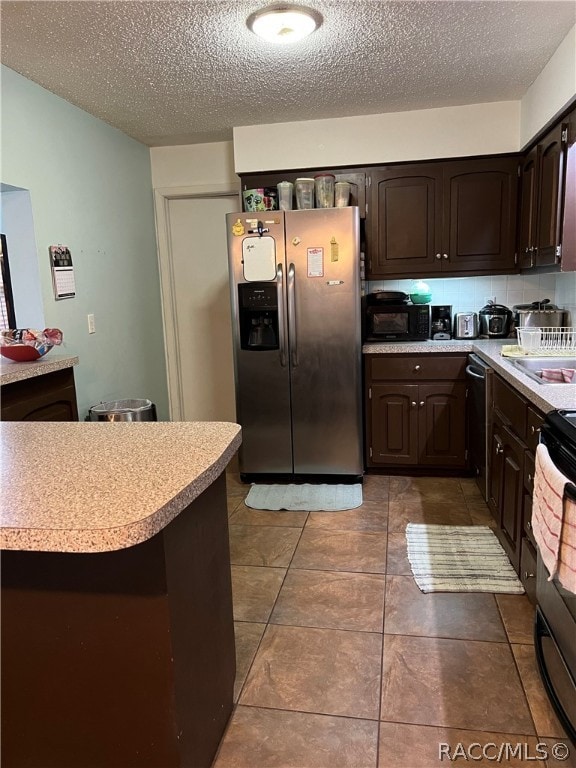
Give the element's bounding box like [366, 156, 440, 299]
[406, 523, 525, 594]
[244, 483, 363, 511]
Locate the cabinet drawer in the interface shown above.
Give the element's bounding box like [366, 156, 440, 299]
[520, 537, 537, 604]
[493, 375, 527, 436]
[369, 355, 466, 381]
[526, 407, 544, 453]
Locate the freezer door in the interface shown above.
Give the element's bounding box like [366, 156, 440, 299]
[226, 213, 292, 474]
[284, 208, 363, 475]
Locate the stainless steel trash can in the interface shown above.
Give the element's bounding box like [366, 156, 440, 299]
[89, 398, 157, 422]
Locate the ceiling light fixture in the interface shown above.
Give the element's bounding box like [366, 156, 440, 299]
[247, 5, 322, 44]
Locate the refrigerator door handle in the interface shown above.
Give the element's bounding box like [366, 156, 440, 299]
[287, 262, 298, 366]
[277, 262, 287, 367]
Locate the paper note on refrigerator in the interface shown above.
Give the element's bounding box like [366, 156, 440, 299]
[307, 247, 324, 277]
[243, 236, 276, 282]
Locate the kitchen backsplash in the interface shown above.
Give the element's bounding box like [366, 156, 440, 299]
[367, 272, 575, 326]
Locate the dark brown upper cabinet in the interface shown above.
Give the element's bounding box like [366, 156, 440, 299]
[518, 146, 541, 269]
[518, 116, 573, 271]
[368, 156, 519, 279]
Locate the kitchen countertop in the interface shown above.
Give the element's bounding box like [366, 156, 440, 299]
[0, 421, 241, 554]
[0, 353, 79, 385]
[363, 339, 576, 413]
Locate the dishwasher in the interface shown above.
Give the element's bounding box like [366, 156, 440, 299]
[466, 353, 493, 501]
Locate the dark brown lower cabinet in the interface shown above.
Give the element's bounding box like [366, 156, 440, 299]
[1, 366, 78, 421]
[370, 384, 419, 465]
[1, 474, 234, 768]
[365, 354, 467, 470]
[487, 375, 544, 586]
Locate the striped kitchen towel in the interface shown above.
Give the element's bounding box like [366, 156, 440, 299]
[557, 494, 576, 594]
[532, 443, 568, 581]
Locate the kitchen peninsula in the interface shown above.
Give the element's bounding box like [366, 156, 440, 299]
[1, 420, 241, 768]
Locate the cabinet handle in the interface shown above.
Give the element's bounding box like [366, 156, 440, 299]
[530, 425, 540, 435]
[414, 365, 421, 372]
[411, 401, 417, 408]
[527, 521, 532, 530]
[496, 443, 504, 455]
[528, 473, 533, 483]
[419, 401, 425, 407]
[443, 253, 449, 260]
[524, 571, 535, 580]
[435, 253, 442, 260]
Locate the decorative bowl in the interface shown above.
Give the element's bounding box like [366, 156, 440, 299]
[0, 344, 51, 362]
[410, 293, 432, 304]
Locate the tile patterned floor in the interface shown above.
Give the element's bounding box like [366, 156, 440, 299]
[214, 474, 574, 768]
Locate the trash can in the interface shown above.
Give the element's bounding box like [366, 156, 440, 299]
[89, 398, 157, 422]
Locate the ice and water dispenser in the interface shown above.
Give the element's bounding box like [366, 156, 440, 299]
[238, 283, 279, 350]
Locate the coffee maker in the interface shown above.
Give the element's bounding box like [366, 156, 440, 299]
[430, 305, 452, 340]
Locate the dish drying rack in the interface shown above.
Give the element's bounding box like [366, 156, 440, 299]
[516, 326, 576, 355]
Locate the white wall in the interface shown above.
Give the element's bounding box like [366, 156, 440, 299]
[151, 141, 238, 189]
[521, 24, 576, 148]
[1, 65, 169, 419]
[233, 101, 520, 173]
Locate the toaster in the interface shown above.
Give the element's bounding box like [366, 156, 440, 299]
[453, 312, 479, 339]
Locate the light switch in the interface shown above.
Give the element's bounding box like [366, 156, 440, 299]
[87, 314, 96, 334]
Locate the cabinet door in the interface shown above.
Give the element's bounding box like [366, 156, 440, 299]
[488, 412, 505, 526]
[443, 157, 518, 273]
[498, 423, 525, 573]
[561, 108, 576, 272]
[369, 166, 442, 277]
[535, 122, 567, 267]
[518, 146, 540, 269]
[0, 369, 79, 422]
[418, 382, 467, 467]
[368, 383, 418, 465]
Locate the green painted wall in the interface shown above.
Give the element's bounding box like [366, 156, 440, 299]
[1, 66, 169, 419]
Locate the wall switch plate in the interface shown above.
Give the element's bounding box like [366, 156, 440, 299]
[87, 314, 96, 334]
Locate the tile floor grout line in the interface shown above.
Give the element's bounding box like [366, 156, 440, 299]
[232, 511, 310, 707]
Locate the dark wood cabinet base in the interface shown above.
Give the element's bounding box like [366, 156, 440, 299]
[1, 474, 235, 768]
[1, 366, 78, 421]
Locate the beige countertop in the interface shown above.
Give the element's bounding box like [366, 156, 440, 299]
[0, 421, 241, 554]
[0, 354, 79, 385]
[363, 339, 576, 413]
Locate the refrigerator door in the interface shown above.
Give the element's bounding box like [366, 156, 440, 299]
[226, 212, 292, 475]
[285, 208, 363, 475]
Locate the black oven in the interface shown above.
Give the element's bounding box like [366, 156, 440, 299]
[365, 301, 430, 341]
[535, 409, 576, 746]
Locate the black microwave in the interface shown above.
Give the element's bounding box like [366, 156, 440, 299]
[365, 302, 430, 341]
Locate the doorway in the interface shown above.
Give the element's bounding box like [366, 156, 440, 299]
[156, 190, 239, 421]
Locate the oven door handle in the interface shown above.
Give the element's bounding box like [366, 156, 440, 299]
[466, 364, 485, 380]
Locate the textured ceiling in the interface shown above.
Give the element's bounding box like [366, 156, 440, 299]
[1, 1, 575, 147]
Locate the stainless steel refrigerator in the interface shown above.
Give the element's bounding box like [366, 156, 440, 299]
[226, 207, 363, 481]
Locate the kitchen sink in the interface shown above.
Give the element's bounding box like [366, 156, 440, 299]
[511, 356, 576, 384]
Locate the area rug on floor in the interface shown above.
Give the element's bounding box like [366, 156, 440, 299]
[406, 523, 525, 594]
[244, 483, 362, 511]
